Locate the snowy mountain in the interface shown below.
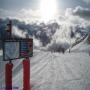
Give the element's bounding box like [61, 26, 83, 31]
[0, 18, 90, 50]
[67, 34, 90, 54]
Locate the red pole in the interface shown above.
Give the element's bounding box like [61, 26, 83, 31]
[5, 63, 13, 90]
[23, 58, 30, 90]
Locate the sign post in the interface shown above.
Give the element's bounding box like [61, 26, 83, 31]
[5, 20, 13, 90]
[2, 20, 33, 90]
[23, 58, 30, 90]
[5, 62, 13, 90]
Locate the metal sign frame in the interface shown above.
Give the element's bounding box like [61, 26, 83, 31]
[3, 38, 33, 61]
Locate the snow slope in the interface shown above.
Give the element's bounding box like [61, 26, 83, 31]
[0, 49, 90, 90]
[70, 37, 90, 53]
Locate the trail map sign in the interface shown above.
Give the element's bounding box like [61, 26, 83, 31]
[3, 38, 33, 61]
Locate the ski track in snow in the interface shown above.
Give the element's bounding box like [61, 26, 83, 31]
[31, 50, 90, 90]
[0, 50, 90, 90]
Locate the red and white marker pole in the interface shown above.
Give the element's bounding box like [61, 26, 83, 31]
[5, 62, 13, 90]
[23, 57, 30, 90]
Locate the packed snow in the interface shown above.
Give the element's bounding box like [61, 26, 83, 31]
[0, 48, 90, 90]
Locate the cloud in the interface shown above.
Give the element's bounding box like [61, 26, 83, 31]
[83, 0, 90, 4]
[0, 9, 16, 19]
[11, 6, 90, 51]
[0, 8, 40, 23]
[1, 6, 90, 52]
[17, 9, 41, 23]
[47, 39, 69, 53]
[33, 37, 42, 48]
[12, 26, 42, 48]
[45, 6, 90, 52]
[72, 6, 90, 20]
[1, 6, 90, 24]
[12, 26, 27, 38]
[65, 6, 90, 22]
[64, 6, 90, 27]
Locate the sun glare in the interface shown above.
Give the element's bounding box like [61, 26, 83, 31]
[39, 0, 58, 23]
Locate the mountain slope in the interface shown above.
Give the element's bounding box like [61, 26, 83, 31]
[70, 36, 90, 53]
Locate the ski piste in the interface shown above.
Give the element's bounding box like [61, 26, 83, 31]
[0, 47, 90, 90]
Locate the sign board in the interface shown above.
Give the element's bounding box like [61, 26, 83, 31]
[20, 39, 33, 58]
[4, 41, 20, 60]
[3, 38, 33, 61]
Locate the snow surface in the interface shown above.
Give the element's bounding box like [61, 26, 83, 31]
[71, 37, 90, 53]
[0, 49, 90, 90]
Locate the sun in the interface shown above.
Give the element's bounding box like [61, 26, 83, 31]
[39, 0, 58, 23]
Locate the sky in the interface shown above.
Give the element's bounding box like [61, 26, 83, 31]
[0, 0, 90, 10]
[0, 0, 90, 23]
